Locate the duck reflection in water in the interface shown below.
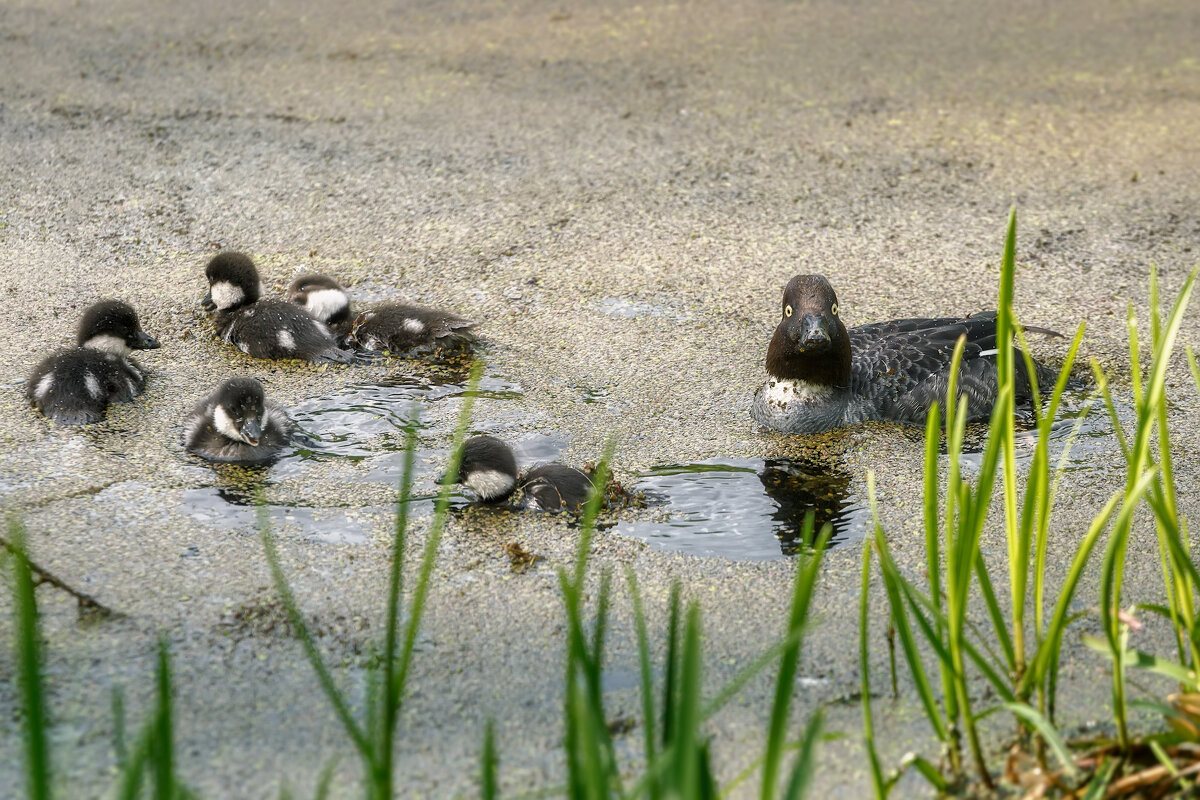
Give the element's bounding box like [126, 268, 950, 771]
[758, 457, 857, 554]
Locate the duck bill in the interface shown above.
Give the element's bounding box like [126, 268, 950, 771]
[796, 314, 831, 349]
[200, 290, 216, 312]
[133, 330, 161, 350]
[240, 418, 263, 447]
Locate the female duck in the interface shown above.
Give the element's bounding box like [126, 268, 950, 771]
[751, 274, 1059, 434]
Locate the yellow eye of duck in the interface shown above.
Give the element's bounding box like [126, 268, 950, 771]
[784, 304, 793, 317]
[831, 301, 838, 316]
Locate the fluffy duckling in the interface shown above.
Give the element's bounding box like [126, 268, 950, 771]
[27, 300, 160, 424]
[184, 377, 295, 464]
[451, 435, 594, 512]
[751, 274, 1061, 433]
[202, 252, 351, 363]
[287, 273, 476, 355]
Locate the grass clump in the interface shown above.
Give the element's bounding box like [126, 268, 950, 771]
[865, 211, 1200, 797]
[6, 518, 195, 800]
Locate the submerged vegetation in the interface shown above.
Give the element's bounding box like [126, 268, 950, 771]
[6, 212, 1200, 797]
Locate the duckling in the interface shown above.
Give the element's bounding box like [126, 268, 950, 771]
[751, 274, 1061, 434]
[202, 252, 352, 363]
[450, 435, 594, 512]
[183, 377, 295, 464]
[287, 273, 476, 355]
[27, 300, 160, 425]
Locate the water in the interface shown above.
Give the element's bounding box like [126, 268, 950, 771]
[956, 392, 1121, 478]
[616, 457, 868, 560]
[178, 486, 381, 544]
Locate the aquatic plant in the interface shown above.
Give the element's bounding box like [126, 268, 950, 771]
[260, 361, 483, 800]
[866, 211, 1200, 796]
[488, 470, 830, 800]
[6, 518, 194, 800]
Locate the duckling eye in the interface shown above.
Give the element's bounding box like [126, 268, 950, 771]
[831, 301, 838, 316]
[784, 304, 793, 318]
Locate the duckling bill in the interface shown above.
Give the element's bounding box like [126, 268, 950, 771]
[27, 300, 160, 425]
[288, 273, 476, 356]
[449, 435, 594, 513]
[751, 274, 1061, 434]
[184, 377, 295, 465]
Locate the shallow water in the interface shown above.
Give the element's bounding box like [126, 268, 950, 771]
[616, 456, 869, 560]
[166, 380, 1122, 559]
[178, 486, 381, 544]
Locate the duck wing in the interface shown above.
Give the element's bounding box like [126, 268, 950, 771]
[849, 312, 1049, 424]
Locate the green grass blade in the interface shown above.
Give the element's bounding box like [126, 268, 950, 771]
[313, 757, 338, 800]
[152, 640, 175, 800]
[112, 686, 128, 770]
[395, 362, 485, 702]
[627, 568, 659, 792]
[1001, 702, 1078, 778]
[860, 543, 888, 799]
[1021, 493, 1121, 696]
[902, 754, 951, 792]
[260, 509, 371, 758]
[761, 514, 825, 800]
[482, 720, 498, 800]
[662, 584, 681, 751]
[872, 520, 950, 743]
[9, 521, 52, 800]
[675, 603, 704, 798]
[780, 711, 823, 800]
[972, 551, 1015, 671]
[380, 420, 420, 783]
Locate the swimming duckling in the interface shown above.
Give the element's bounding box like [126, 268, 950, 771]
[287, 273, 476, 355]
[202, 252, 352, 363]
[450, 435, 594, 512]
[183, 377, 295, 464]
[27, 300, 160, 425]
[751, 274, 1061, 434]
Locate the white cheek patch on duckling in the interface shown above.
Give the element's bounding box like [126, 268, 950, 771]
[762, 379, 834, 408]
[465, 469, 516, 501]
[302, 289, 349, 323]
[83, 334, 131, 356]
[278, 330, 296, 351]
[403, 318, 426, 335]
[35, 373, 54, 399]
[209, 281, 245, 310]
[84, 372, 103, 401]
[212, 405, 244, 443]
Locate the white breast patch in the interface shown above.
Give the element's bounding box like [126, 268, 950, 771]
[761, 379, 833, 408]
[36, 373, 54, 399]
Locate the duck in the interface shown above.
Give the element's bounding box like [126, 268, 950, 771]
[201, 252, 352, 363]
[184, 377, 295, 464]
[27, 300, 160, 424]
[287, 273, 476, 356]
[751, 274, 1060, 434]
[449, 435, 595, 512]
